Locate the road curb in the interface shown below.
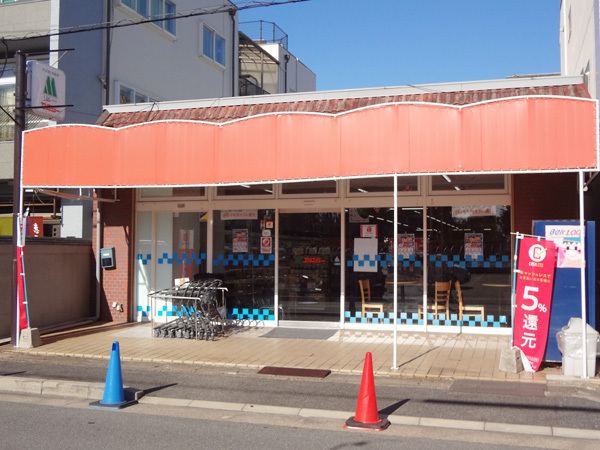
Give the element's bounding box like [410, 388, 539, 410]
[0, 375, 142, 401]
[2, 375, 600, 440]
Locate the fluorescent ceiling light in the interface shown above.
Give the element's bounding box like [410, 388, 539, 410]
[442, 175, 452, 183]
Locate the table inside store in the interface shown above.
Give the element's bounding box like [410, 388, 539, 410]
[386, 276, 419, 304]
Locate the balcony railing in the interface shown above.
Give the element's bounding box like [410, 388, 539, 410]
[239, 21, 288, 50]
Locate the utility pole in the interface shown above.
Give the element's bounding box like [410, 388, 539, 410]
[10, 50, 26, 345]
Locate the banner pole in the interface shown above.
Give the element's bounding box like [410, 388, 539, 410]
[392, 175, 398, 370]
[510, 233, 522, 348]
[578, 171, 588, 378]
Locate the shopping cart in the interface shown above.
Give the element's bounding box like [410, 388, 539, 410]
[149, 279, 227, 340]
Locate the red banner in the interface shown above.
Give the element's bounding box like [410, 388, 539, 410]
[16, 246, 29, 332]
[513, 236, 556, 372]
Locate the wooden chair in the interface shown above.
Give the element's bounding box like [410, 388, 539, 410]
[455, 280, 485, 320]
[358, 279, 384, 316]
[419, 281, 451, 319]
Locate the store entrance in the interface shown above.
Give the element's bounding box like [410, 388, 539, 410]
[278, 212, 341, 322]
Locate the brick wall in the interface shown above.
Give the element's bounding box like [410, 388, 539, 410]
[512, 173, 579, 234]
[93, 189, 134, 322]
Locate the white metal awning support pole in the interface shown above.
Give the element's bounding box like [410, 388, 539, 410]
[392, 175, 398, 370]
[579, 171, 588, 378]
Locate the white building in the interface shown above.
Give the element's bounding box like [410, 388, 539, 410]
[559, 0, 597, 97]
[0, 0, 315, 238]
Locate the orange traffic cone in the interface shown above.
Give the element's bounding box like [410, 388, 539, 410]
[344, 352, 390, 431]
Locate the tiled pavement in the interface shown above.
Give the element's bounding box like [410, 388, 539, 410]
[3, 321, 587, 383]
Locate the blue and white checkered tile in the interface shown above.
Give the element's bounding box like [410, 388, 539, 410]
[156, 305, 195, 317]
[136, 305, 151, 317]
[214, 254, 275, 267]
[137, 254, 151, 265]
[156, 252, 207, 265]
[429, 254, 510, 269]
[344, 311, 508, 327]
[347, 254, 423, 269]
[230, 308, 275, 321]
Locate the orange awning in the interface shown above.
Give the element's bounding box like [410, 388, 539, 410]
[22, 96, 599, 188]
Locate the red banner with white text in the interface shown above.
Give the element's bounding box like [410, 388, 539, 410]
[513, 236, 556, 372]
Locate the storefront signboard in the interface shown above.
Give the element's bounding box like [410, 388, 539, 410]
[232, 229, 248, 253]
[221, 210, 258, 220]
[513, 236, 557, 372]
[545, 225, 583, 268]
[452, 206, 497, 218]
[464, 233, 483, 259]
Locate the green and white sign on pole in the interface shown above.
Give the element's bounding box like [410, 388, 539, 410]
[26, 61, 66, 121]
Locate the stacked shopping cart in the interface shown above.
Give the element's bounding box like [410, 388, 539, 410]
[149, 279, 227, 340]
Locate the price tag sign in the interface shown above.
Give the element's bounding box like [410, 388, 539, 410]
[513, 236, 556, 372]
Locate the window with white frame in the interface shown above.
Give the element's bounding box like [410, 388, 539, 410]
[200, 24, 226, 66]
[119, 84, 159, 104]
[122, 0, 176, 35]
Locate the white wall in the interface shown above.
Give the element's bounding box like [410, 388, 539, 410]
[254, 43, 316, 94]
[109, 0, 237, 103]
[560, 0, 598, 97]
[0, 0, 50, 35]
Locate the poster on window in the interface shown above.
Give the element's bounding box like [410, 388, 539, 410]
[354, 238, 378, 273]
[464, 233, 484, 260]
[397, 234, 415, 259]
[545, 225, 583, 268]
[513, 236, 556, 372]
[361, 224, 378, 238]
[232, 229, 248, 253]
[261, 236, 272, 254]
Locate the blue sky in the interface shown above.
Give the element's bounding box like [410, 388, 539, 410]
[239, 0, 562, 91]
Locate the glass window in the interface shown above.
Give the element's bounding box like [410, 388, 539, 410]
[216, 184, 273, 197]
[118, 83, 158, 105]
[215, 34, 226, 66]
[344, 207, 424, 325]
[139, 187, 206, 199]
[201, 24, 226, 67]
[203, 26, 214, 59]
[431, 174, 505, 192]
[281, 181, 337, 195]
[349, 176, 418, 194]
[122, 0, 175, 35]
[119, 86, 134, 104]
[426, 205, 511, 328]
[165, 1, 176, 35]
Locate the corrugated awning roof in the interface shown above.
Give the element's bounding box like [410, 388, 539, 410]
[96, 77, 591, 128]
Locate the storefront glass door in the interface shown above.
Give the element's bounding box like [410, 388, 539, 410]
[279, 212, 341, 322]
[134, 211, 208, 322]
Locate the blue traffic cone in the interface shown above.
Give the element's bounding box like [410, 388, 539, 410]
[90, 341, 137, 409]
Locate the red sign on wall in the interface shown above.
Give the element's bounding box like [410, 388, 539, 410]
[513, 236, 556, 372]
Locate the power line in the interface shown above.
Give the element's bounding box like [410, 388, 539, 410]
[0, 0, 310, 43]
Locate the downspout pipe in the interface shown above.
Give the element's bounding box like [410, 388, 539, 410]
[229, 9, 237, 96]
[105, 0, 112, 105]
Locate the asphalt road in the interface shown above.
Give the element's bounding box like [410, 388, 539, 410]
[2, 350, 600, 433]
[0, 394, 593, 450]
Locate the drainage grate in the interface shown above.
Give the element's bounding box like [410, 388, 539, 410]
[257, 366, 331, 378]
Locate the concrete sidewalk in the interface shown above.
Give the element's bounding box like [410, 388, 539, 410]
[3, 321, 596, 383]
